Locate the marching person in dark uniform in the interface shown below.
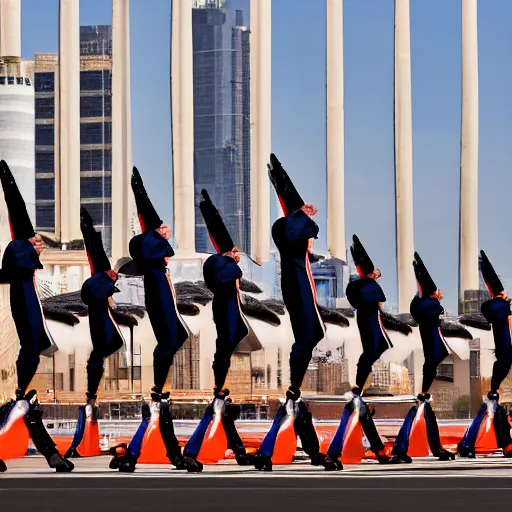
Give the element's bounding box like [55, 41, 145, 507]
[323, 235, 391, 470]
[109, 167, 188, 472]
[390, 252, 455, 463]
[183, 190, 255, 472]
[65, 207, 125, 458]
[0, 160, 74, 472]
[253, 153, 326, 471]
[458, 250, 512, 458]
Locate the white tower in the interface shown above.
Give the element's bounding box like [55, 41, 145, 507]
[249, 0, 272, 264]
[394, 0, 416, 313]
[326, 0, 346, 262]
[459, 0, 479, 312]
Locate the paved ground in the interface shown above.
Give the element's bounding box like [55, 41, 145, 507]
[1, 456, 512, 511]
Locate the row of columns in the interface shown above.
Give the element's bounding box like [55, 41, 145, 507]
[58, 0, 133, 264]
[0, 0, 480, 302]
[0, 0, 133, 262]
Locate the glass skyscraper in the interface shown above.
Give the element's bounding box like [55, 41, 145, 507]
[34, 25, 113, 255]
[192, 2, 251, 253]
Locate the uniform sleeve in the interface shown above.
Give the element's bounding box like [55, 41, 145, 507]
[346, 278, 385, 310]
[481, 297, 511, 323]
[410, 296, 443, 323]
[203, 254, 242, 292]
[284, 210, 319, 242]
[81, 272, 117, 305]
[1, 240, 42, 274]
[129, 231, 174, 264]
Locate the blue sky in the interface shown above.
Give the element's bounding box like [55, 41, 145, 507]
[20, 0, 512, 313]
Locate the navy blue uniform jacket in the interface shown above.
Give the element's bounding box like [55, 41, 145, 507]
[203, 254, 248, 348]
[481, 297, 512, 362]
[346, 277, 391, 359]
[271, 210, 325, 355]
[81, 272, 124, 359]
[410, 296, 449, 366]
[129, 230, 189, 355]
[2, 240, 53, 359]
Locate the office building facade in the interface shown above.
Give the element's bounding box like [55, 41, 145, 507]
[192, 1, 251, 253]
[34, 25, 113, 255]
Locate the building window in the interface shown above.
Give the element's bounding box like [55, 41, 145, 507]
[36, 204, 55, 230]
[35, 97, 55, 119]
[36, 151, 55, 173]
[35, 124, 55, 146]
[80, 122, 112, 145]
[35, 72, 55, 93]
[80, 94, 112, 118]
[35, 178, 54, 201]
[80, 149, 112, 172]
[81, 202, 112, 226]
[80, 70, 111, 91]
[80, 176, 112, 199]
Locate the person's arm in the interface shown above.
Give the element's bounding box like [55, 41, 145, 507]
[481, 297, 511, 323]
[81, 271, 118, 305]
[284, 210, 319, 242]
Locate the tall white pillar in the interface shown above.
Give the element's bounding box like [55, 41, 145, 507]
[459, 0, 479, 310]
[394, 0, 415, 313]
[0, 0, 20, 57]
[326, 0, 346, 262]
[171, 0, 195, 256]
[58, 0, 81, 242]
[250, 0, 271, 264]
[112, 0, 134, 262]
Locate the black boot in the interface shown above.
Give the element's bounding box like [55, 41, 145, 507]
[389, 453, 412, 464]
[322, 455, 343, 471]
[109, 444, 137, 472]
[457, 443, 476, 458]
[24, 393, 74, 473]
[437, 449, 455, 461]
[0, 459, 6, 473]
[47, 453, 75, 473]
[253, 452, 272, 471]
[184, 456, 204, 473]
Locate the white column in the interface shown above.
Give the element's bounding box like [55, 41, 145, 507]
[326, 0, 346, 262]
[58, 0, 81, 242]
[394, 0, 415, 313]
[171, 0, 195, 256]
[459, 0, 479, 310]
[112, 0, 134, 262]
[250, 0, 271, 264]
[0, 0, 20, 57]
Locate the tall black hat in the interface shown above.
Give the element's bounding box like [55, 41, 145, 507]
[131, 167, 163, 232]
[479, 250, 504, 298]
[0, 160, 35, 240]
[199, 189, 234, 254]
[268, 153, 305, 216]
[413, 252, 437, 298]
[80, 207, 111, 275]
[350, 235, 375, 278]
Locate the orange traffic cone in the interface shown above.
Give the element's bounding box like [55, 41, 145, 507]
[66, 404, 101, 458]
[407, 403, 430, 457]
[340, 406, 366, 464]
[0, 401, 31, 461]
[271, 399, 297, 465]
[138, 403, 171, 464]
[475, 409, 498, 453]
[196, 399, 228, 464]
